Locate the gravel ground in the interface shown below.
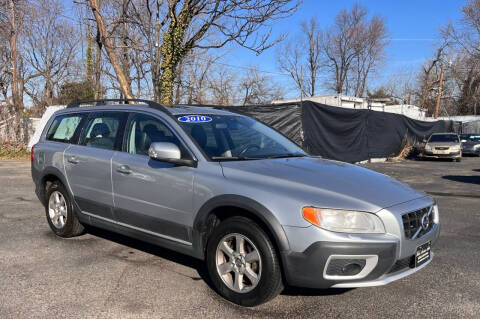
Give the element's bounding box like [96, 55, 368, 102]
[0, 158, 479, 318]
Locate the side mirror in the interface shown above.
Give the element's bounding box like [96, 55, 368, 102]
[148, 142, 196, 167]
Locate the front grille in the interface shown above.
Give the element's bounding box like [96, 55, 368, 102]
[435, 147, 449, 150]
[388, 256, 415, 273]
[402, 206, 434, 239]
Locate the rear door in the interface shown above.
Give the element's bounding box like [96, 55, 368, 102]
[64, 111, 127, 220]
[111, 112, 195, 244]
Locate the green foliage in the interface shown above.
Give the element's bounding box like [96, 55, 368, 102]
[86, 35, 94, 82]
[57, 81, 95, 105]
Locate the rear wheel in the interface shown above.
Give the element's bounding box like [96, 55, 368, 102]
[45, 181, 84, 237]
[206, 216, 283, 307]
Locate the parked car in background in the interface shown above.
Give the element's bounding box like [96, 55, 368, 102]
[460, 133, 480, 156]
[423, 133, 462, 162]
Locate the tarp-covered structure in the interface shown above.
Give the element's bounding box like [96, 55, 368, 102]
[217, 101, 460, 163]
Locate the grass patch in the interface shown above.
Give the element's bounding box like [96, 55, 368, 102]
[0, 142, 30, 159]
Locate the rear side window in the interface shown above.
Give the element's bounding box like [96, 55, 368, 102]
[124, 113, 189, 157]
[46, 114, 84, 143]
[80, 112, 126, 150]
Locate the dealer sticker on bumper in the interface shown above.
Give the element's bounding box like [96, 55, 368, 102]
[415, 241, 431, 267]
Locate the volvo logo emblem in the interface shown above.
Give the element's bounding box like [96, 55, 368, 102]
[421, 213, 430, 230]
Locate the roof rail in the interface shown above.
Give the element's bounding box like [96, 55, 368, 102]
[66, 99, 172, 115]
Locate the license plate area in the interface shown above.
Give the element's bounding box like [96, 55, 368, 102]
[415, 241, 431, 267]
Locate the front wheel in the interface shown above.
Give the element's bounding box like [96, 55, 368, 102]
[206, 216, 283, 306]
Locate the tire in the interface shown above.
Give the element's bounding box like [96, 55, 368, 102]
[206, 216, 283, 307]
[45, 181, 84, 237]
[456, 158, 462, 162]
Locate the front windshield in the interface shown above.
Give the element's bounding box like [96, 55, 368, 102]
[460, 134, 480, 141]
[177, 114, 306, 160]
[428, 134, 459, 143]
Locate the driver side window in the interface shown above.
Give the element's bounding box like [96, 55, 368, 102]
[124, 113, 186, 157]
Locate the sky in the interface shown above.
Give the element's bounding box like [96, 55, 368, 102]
[63, 0, 466, 98]
[223, 0, 465, 97]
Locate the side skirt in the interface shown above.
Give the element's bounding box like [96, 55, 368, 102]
[76, 210, 204, 260]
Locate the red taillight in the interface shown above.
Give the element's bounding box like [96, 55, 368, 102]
[30, 144, 36, 162]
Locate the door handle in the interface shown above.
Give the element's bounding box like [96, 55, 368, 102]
[116, 165, 132, 175]
[67, 156, 79, 164]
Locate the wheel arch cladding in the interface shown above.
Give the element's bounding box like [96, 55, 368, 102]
[37, 167, 69, 206]
[193, 195, 290, 255]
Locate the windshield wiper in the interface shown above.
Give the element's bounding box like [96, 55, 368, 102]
[265, 153, 307, 159]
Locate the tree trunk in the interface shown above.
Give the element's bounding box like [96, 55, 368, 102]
[94, 30, 102, 99]
[157, 1, 195, 106]
[8, 0, 23, 112]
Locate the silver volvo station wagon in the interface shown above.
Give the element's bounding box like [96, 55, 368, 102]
[31, 99, 440, 306]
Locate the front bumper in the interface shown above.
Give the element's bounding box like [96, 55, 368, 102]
[423, 151, 461, 159]
[331, 253, 433, 288]
[462, 148, 480, 156]
[281, 197, 440, 289]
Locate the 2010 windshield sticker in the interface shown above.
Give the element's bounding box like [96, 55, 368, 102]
[178, 115, 212, 123]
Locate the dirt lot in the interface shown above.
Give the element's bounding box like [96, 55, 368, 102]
[0, 158, 479, 318]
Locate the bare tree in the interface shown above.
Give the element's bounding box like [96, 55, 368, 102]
[415, 44, 447, 114]
[441, 0, 480, 115]
[351, 15, 388, 97]
[322, 4, 366, 94]
[86, 0, 134, 99]
[277, 18, 321, 97]
[2, 0, 24, 110]
[157, 0, 298, 105]
[23, 0, 80, 107]
[239, 66, 284, 105]
[208, 66, 237, 105]
[82, 0, 298, 105]
[320, 3, 387, 96]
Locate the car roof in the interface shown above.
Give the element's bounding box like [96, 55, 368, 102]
[168, 105, 236, 116]
[57, 103, 240, 117]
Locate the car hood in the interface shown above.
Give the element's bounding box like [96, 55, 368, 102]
[220, 156, 426, 213]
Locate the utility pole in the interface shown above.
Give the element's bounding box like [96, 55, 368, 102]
[434, 63, 445, 119]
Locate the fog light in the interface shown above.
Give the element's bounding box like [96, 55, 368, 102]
[342, 263, 363, 275]
[326, 259, 366, 276]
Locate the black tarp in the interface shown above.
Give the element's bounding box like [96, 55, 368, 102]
[212, 101, 461, 163]
[215, 103, 303, 145]
[302, 101, 460, 163]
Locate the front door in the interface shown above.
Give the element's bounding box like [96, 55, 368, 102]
[111, 112, 195, 244]
[64, 111, 127, 220]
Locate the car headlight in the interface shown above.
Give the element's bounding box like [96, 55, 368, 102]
[474, 144, 480, 150]
[302, 207, 386, 233]
[451, 145, 460, 151]
[425, 144, 432, 151]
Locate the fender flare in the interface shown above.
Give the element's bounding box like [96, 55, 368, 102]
[193, 194, 290, 252]
[36, 166, 70, 205]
